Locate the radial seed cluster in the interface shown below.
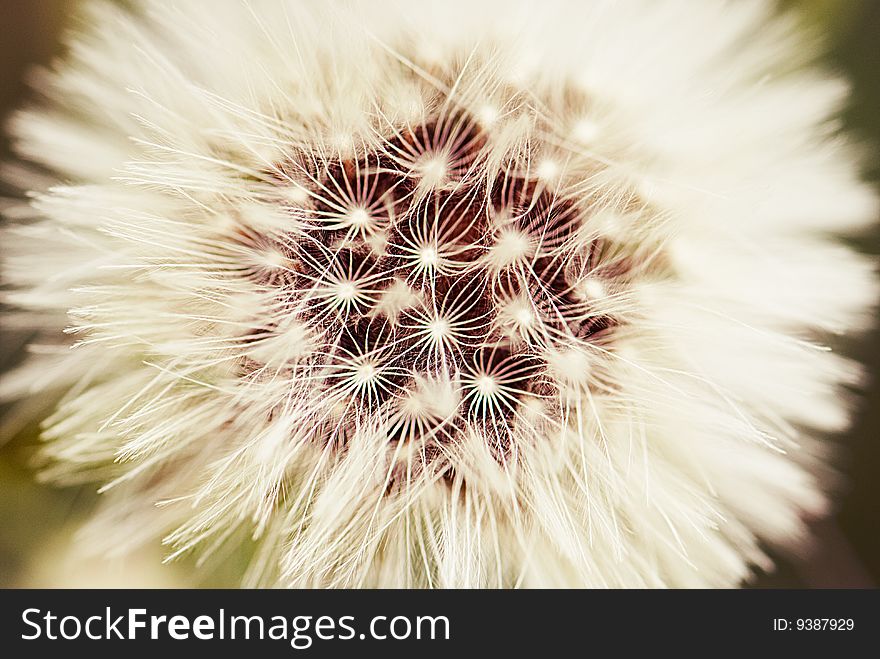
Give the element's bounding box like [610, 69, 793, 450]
[241, 110, 634, 480]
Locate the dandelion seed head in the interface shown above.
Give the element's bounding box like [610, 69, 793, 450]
[427, 317, 452, 344]
[2, 0, 877, 588]
[334, 281, 358, 302]
[488, 228, 534, 271]
[415, 153, 450, 190]
[474, 375, 500, 398]
[417, 245, 440, 270]
[345, 207, 372, 228]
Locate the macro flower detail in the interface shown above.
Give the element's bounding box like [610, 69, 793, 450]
[1, 0, 877, 588]
[254, 118, 627, 464]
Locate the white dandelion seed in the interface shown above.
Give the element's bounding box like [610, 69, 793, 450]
[1, 0, 877, 588]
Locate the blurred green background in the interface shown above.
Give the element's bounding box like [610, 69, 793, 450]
[0, 0, 878, 588]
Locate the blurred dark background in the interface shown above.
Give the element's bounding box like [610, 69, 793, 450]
[0, 0, 877, 587]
